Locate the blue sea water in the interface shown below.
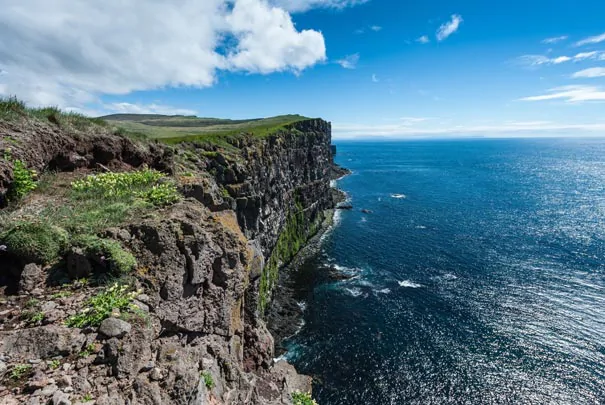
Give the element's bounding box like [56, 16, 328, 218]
[284, 139, 605, 405]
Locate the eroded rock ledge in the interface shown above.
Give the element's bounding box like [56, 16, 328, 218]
[0, 118, 339, 404]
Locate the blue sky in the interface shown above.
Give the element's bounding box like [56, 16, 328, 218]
[1, 0, 605, 139]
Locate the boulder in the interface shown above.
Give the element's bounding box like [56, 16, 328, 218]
[19, 263, 42, 293]
[0, 325, 86, 360]
[98, 318, 131, 338]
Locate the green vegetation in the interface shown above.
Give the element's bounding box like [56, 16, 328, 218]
[66, 283, 138, 328]
[82, 393, 94, 402]
[72, 235, 137, 274]
[0, 220, 69, 264]
[0, 96, 107, 130]
[22, 310, 45, 326]
[10, 364, 32, 380]
[3, 149, 38, 201]
[48, 359, 61, 370]
[291, 391, 317, 405]
[78, 343, 97, 358]
[0, 169, 178, 268]
[201, 371, 215, 390]
[100, 113, 310, 146]
[258, 198, 323, 314]
[51, 290, 73, 299]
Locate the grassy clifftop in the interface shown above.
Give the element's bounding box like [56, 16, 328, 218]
[0, 97, 313, 146]
[104, 113, 311, 143]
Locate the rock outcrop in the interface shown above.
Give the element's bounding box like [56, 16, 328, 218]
[0, 117, 339, 404]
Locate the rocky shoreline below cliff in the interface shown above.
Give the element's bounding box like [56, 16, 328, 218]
[0, 114, 341, 405]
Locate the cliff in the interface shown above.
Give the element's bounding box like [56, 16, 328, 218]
[0, 113, 337, 404]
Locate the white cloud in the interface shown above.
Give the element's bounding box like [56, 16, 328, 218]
[519, 85, 605, 102]
[517, 51, 605, 67]
[436, 14, 463, 42]
[337, 53, 360, 69]
[332, 119, 605, 139]
[103, 102, 197, 116]
[572, 67, 605, 78]
[417, 35, 430, 44]
[371, 74, 379, 83]
[0, 0, 326, 109]
[355, 24, 382, 35]
[370, 25, 382, 32]
[542, 35, 568, 44]
[575, 32, 605, 47]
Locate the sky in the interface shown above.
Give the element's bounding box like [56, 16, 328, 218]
[1, 0, 605, 139]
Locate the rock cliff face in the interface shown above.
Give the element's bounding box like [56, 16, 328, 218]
[0, 118, 337, 404]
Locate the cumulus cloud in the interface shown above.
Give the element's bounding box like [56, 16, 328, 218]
[436, 14, 463, 41]
[575, 32, 605, 47]
[271, 0, 369, 12]
[0, 0, 327, 109]
[417, 35, 430, 44]
[542, 35, 568, 44]
[572, 67, 605, 78]
[337, 53, 360, 69]
[371, 74, 379, 82]
[519, 85, 605, 102]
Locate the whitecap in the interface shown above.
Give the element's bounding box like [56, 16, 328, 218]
[344, 287, 364, 297]
[442, 273, 458, 281]
[297, 301, 307, 311]
[398, 280, 422, 288]
[415, 225, 427, 229]
[391, 193, 407, 199]
[375, 288, 391, 294]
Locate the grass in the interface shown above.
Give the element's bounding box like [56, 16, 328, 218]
[78, 343, 97, 358]
[0, 96, 107, 130]
[71, 235, 137, 274]
[0, 169, 179, 268]
[3, 149, 38, 201]
[0, 220, 69, 264]
[66, 283, 139, 328]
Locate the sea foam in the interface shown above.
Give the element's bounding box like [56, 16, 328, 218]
[398, 280, 422, 288]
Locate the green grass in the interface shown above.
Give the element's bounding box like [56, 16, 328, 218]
[0, 96, 107, 130]
[0, 220, 69, 264]
[0, 169, 179, 267]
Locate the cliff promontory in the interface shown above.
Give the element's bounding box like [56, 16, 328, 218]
[0, 107, 339, 405]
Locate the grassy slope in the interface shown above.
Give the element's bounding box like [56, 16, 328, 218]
[102, 113, 311, 143]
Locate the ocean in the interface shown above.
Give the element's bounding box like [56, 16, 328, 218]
[283, 138, 605, 404]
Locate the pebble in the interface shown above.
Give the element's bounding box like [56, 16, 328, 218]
[51, 390, 71, 405]
[149, 368, 162, 381]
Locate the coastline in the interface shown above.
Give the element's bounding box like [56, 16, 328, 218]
[267, 166, 350, 355]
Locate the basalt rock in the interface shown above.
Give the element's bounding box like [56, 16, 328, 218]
[0, 117, 341, 404]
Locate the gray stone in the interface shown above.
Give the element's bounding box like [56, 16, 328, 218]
[57, 375, 72, 388]
[26, 370, 48, 391]
[0, 326, 86, 360]
[38, 383, 59, 397]
[40, 301, 58, 312]
[149, 368, 162, 381]
[52, 390, 71, 405]
[0, 360, 7, 377]
[19, 263, 42, 293]
[98, 318, 131, 338]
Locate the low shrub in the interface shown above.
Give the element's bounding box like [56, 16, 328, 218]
[10, 364, 32, 380]
[291, 391, 317, 405]
[72, 235, 136, 274]
[0, 220, 68, 264]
